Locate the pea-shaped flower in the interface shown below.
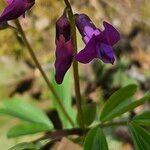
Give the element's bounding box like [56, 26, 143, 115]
[55, 14, 74, 84]
[75, 14, 120, 64]
[0, 0, 35, 23]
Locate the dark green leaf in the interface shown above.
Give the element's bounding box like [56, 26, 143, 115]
[115, 92, 150, 117]
[82, 103, 96, 126]
[128, 122, 150, 150]
[7, 123, 51, 138]
[132, 111, 150, 126]
[84, 127, 108, 150]
[100, 84, 137, 122]
[0, 98, 52, 128]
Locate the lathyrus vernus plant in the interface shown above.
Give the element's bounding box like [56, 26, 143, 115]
[0, 0, 150, 150]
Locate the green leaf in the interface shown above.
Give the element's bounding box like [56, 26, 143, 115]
[84, 127, 108, 150]
[8, 139, 51, 150]
[7, 123, 51, 138]
[128, 122, 150, 150]
[82, 103, 96, 126]
[132, 111, 150, 126]
[0, 98, 52, 128]
[51, 71, 76, 128]
[100, 84, 138, 122]
[8, 142, 36, 150]
[100, 85, 150, 122]
[34, 139, 51, 150]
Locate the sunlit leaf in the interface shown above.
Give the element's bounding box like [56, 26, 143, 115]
[0, 98, 52, 128]
[8, 142, 36, 150]
[51, 71, 76, 128]
[7, 123, 51, 138]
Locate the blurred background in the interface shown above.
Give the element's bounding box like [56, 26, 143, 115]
[0, 0, 150, 149]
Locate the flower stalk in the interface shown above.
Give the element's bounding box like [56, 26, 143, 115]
[14, 19, 74, 127]
[64, 0, 85, 129]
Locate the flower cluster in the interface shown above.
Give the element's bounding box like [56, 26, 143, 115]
[0, 1, 120, 84]
[55, 13, 120, 84]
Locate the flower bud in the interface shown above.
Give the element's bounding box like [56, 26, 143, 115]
[55, 14, 74, 84]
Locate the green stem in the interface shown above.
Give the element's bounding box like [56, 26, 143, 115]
[14, 19, 74, 127]
[64, 0, 85, 129]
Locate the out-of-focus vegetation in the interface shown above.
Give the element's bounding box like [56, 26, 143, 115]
[0, 0, 150, 149]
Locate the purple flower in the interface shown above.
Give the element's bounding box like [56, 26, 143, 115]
[75, 14, 120, 64]
[55, 14, 74, 84]
[0, 0, 35, 23]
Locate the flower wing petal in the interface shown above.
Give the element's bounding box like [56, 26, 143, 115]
[103, 21, 120, 46]
[75, 36, 96, 63]
[96, 43, 115, 64]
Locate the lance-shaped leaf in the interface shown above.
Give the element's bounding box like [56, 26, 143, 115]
[9, 139, 50, 150]
[84, 127, 108, 150]
[8, 142, 35, 150]
[7, 123, 51, 138]
[100, 88, 150, 122]
[0, 98, 52, 128]
[128, 122, 150, 150]
[132, 111, 150, 126]
[100, 84, 137, 122]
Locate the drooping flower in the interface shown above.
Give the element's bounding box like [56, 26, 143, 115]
[75, 14, 120, 64]
[0, 0, 35, 23]
[55, 14, 74, 84]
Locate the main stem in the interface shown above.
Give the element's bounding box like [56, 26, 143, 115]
[64, 0, 84, 129]
[14, 19, 74, 127]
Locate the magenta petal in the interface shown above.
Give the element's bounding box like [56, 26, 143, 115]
[96, 43, 115, 64]
[55, 38, 73, 84]
[75, 36, 96, 63]
[103, 21, 120, 46]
